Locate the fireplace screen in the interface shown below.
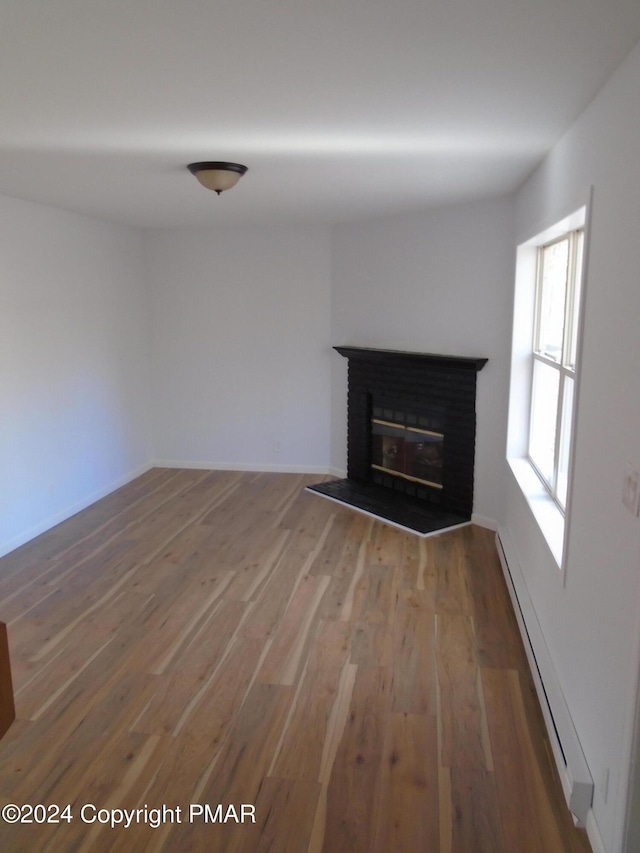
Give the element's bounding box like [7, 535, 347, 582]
[371, 408, 444, 489]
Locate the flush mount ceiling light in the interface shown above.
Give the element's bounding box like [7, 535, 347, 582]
[187, 161, 248, 195]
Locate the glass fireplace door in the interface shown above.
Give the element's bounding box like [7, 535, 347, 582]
[371, 413, 443, 490]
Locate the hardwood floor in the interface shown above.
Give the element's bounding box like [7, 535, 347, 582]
[0, 469, 591, 852]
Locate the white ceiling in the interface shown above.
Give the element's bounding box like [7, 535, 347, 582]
[1, 0, 639, 229]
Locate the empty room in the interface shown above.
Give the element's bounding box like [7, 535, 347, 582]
[1, 2, 640, 851]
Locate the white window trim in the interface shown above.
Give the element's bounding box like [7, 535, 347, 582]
[506, 196, 591, 572]
[528, 228, 582, 510]
[508, 457, 566, 565]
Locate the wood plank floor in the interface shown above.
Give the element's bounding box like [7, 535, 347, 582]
[0, 469, 592, 852]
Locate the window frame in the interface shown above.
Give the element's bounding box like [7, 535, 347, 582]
[528, 228, 584, 512]
[506, 197, 590, 571]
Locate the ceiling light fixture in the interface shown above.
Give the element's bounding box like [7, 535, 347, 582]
[187, 161, 248, 195]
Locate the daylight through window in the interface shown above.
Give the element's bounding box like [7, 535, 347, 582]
[528, 229, 584, 509]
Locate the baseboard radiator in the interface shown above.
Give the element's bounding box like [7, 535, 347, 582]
[495, 528, 593, 827]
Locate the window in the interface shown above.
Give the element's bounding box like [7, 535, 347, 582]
[529, 229, 584, 510]
[506, 200, 588, 568]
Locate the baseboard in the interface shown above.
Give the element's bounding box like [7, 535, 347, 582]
[471, 513, 497, 530]
[586, 810, 606, 853]
[154, 460, 332, 476]
[0, 461, 154, 559]
[496, 525, 593, 827]
[328, 466, 347, 479]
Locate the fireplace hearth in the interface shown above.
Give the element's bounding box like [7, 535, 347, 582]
[308, 346, 487, 536]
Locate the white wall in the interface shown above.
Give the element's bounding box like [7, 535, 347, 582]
[0, 196, 152, 557]
[330, 197, 515, 525]
[506, 41, 640, 853]
[145, 224, 332, 472]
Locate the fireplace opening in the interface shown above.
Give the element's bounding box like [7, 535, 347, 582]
[308, 347, 487, 536]
[371, 406, 444, 490]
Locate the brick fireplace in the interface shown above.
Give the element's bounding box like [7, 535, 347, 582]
[308, 346, 487, 535]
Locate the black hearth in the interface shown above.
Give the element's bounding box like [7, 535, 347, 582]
[308, 346, 487, 535]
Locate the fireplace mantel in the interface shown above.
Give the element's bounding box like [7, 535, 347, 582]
[334, 346, 488, 372]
